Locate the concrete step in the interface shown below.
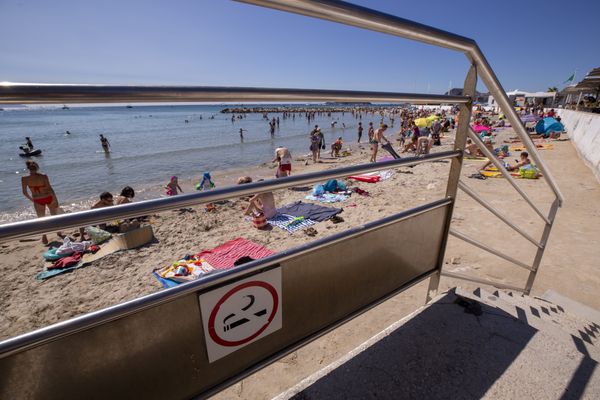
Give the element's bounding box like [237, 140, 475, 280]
[460, 287, 600, 348]
[274, 288, 600, 399]
[542, 289, 600, 326]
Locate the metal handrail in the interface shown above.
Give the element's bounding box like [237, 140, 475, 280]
[0, 84, 468, 105]
[0, 151, 461, 242]
[449, 229, 533, 271]
[236, 0, 564, 205]
[467, 128, 551, 225]
[458, 181, 543, 248]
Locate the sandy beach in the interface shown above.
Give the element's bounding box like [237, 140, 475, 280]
[0, 124, 452, 341]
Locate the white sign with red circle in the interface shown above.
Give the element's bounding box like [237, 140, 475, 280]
[199, 268, 282, 363]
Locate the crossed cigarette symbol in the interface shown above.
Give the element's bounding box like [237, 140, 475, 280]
[222, 295, 268, 332]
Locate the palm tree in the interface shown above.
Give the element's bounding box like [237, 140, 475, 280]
[547, 87, 558, 92]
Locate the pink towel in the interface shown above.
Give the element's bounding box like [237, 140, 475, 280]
[471, 124, 490, 133]
[194, 238, 274, 270]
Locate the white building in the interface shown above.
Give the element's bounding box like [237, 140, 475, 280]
[488, 90, 556, 110]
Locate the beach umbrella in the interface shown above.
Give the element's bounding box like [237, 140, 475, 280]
[426, 115, 440, 124]
[414, 117, 429, 128]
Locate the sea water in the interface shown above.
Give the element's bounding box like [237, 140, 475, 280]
[0, 104, 385, 222]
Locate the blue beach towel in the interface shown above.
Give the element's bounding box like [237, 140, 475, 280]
[36, 262, 87, 280]
[152, 271, 180, 288]
[305, 193, 349, 203]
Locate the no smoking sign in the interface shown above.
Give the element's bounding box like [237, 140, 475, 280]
[199, 268, 282, 362]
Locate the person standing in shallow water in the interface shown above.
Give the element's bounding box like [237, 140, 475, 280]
[99, 134, 110, 153]
[357, 122, 364, 143]
[21, 160, 62, 244]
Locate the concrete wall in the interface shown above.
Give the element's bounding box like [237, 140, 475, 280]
[556, 109, 600, 182]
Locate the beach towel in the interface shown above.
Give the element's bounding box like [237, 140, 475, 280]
[305, 193, 349, 203]
[479, 170, 540, 179]
[49, 253, 82, 269]
[349, 169, 394, 183]
[267, 214, 316, 233]
[464, 156, 489, 161]
[364, 170, 394, 180]
[154, 259, 215, 288]
[36, 261, 87, 280]
[510, 143, 554, 151]
[194, 237, 275, 269]
[472, 124, 491, 134]
[277, 201, 342, 222]
[349, 175, 380, 183]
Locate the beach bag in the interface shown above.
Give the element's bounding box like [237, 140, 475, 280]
[519, 165, 538, 179]
[85, 226, 112, 244]
[252, 212, 268, 229]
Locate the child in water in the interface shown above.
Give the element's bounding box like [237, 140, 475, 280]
[165, 176, 183, 196]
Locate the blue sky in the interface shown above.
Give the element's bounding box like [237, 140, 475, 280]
[1, 0, 598, 94]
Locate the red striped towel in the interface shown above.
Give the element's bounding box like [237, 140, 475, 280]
[194, 238, 274, 270]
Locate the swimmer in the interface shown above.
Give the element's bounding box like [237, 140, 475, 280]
[99, 134, 110, 153]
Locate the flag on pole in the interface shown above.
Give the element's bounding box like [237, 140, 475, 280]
[563, 72, 575, 84]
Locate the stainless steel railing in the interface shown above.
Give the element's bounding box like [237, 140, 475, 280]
[236, 0, 564, 205]
[0, 84, 468, 105]
[0, 151, 460, 242]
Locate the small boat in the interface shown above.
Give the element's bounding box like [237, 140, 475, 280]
[19, 149, 42, 157]
[126, 105, 133, 109]
[62, 105, 70, 110]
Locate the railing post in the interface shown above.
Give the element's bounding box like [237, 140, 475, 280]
[523, 198, 560, 294]
[426, 63, 477, 302]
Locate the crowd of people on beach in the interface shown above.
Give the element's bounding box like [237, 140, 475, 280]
[19, 101, 564, 244]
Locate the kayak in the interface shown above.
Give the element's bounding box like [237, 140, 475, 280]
[19, 149, 42, 157]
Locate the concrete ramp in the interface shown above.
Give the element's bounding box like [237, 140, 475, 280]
[275, 288, 600, 399]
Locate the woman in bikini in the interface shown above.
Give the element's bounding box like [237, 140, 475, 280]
[21, 160, 62, 244]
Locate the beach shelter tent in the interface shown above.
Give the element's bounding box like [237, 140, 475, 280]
[535, 117, 564, 134]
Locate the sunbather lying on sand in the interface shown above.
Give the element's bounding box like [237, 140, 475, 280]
[465, 139, 484, 157]
[529, 131, 561, 139]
